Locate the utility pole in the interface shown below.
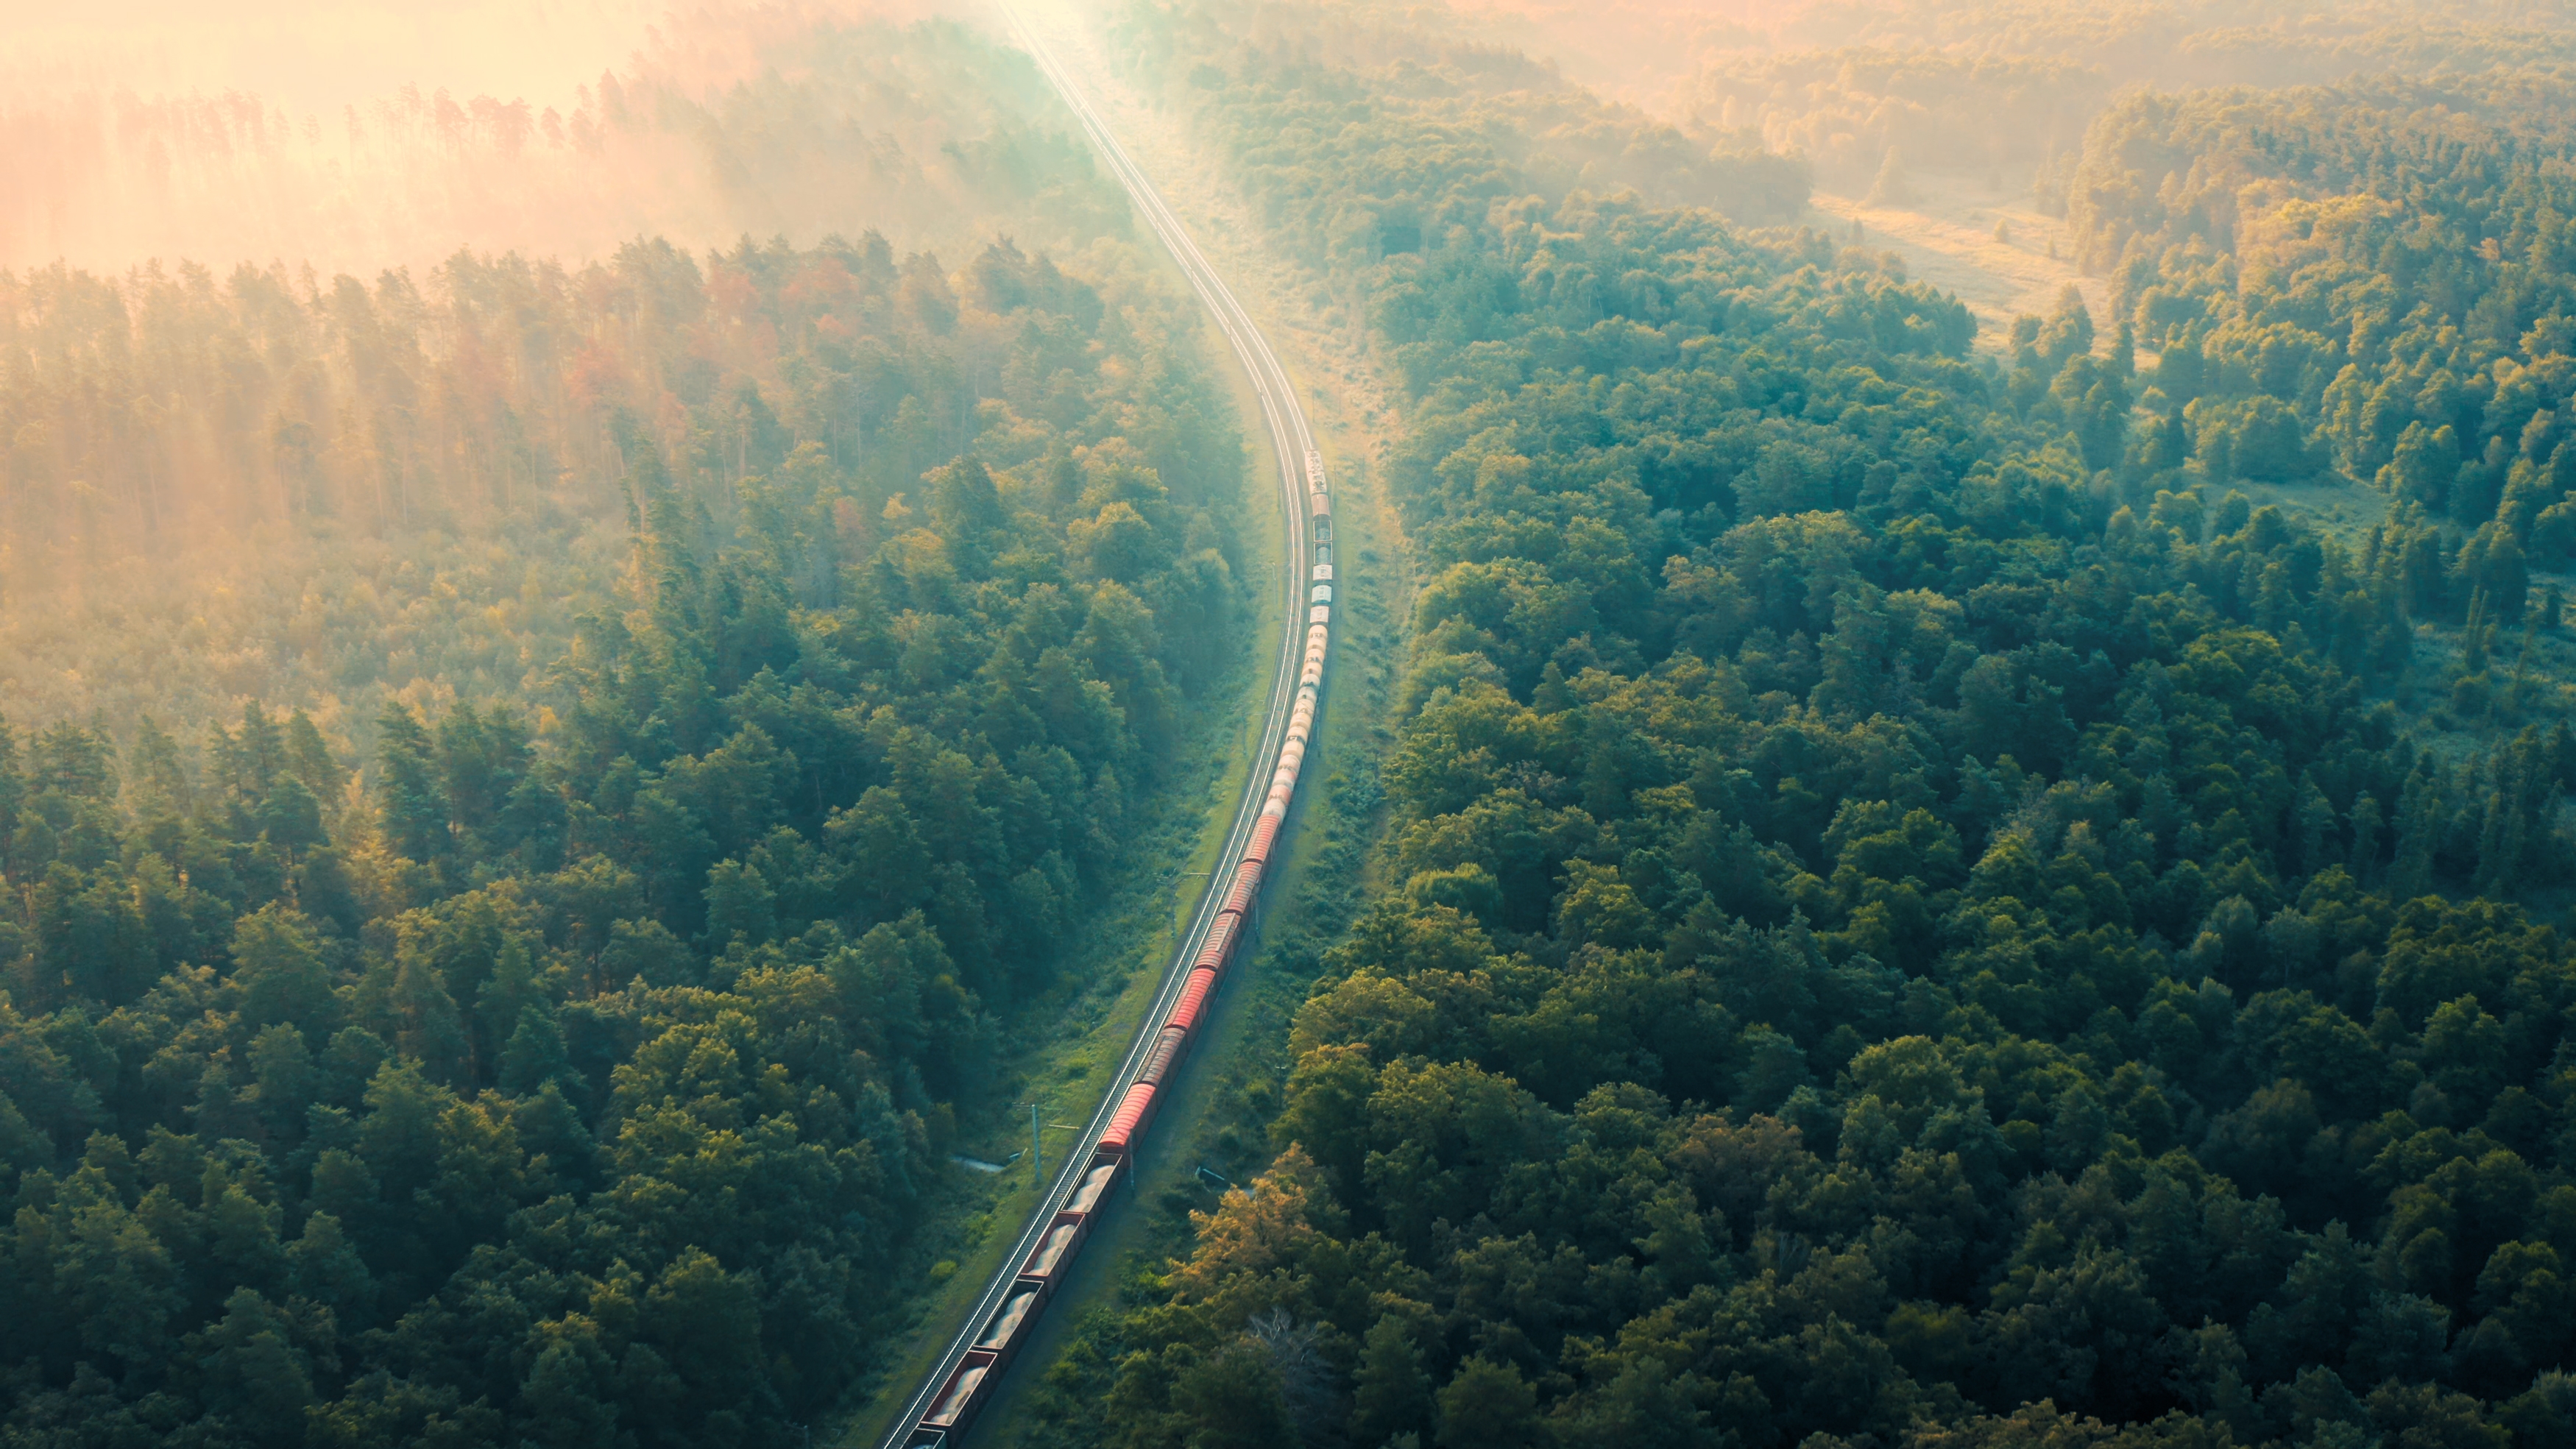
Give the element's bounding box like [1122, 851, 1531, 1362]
[1030, 1099, 1042, 1188]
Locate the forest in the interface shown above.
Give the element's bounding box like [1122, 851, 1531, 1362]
[2070, 69, 2576, 553]
[0, 15, 1259, 1446]
[1670, 1, 2576, 195]
[0, 10, 1153, 733]
[1019, 3, 2576, 1447]
[16, 0, 2576, 1445]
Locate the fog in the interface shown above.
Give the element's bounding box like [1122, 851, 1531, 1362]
[7, 0, 670, 114]
[1449, 0, 2576, 189]
[0, 0, 1073, 275]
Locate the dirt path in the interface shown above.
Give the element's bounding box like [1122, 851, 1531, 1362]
[1808, 180, 2120, 356]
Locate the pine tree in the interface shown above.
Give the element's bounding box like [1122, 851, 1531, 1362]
[284, 710, 344, 802]
[375, 704, 449, 863]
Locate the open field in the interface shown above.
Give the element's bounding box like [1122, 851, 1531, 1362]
[1808, 178, 2118, 357]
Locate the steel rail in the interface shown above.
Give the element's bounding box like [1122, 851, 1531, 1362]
[869, 9, 1326, 1446]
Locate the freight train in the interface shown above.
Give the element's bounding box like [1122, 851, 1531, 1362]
[899, 449, 1335, 1448]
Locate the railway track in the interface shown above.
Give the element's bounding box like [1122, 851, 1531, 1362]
[872, 9, 1336, 1447]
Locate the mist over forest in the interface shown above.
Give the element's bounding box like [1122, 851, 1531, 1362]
[8, 2, 2576, 1448]
[0, 2, 1125, 277]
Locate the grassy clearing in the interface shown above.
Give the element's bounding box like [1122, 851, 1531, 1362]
[1808, 176, 2117, 359]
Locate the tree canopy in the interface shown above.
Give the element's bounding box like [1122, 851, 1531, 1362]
[1030, 5, 2576, 1448]
[0, 22, 1255, 1446]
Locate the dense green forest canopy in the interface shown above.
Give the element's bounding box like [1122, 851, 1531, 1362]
[1030, 4, 2576, 1448]
[0, 18, 1257, 1447]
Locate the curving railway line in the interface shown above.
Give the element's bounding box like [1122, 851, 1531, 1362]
[876, 10, 1339, 1448]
